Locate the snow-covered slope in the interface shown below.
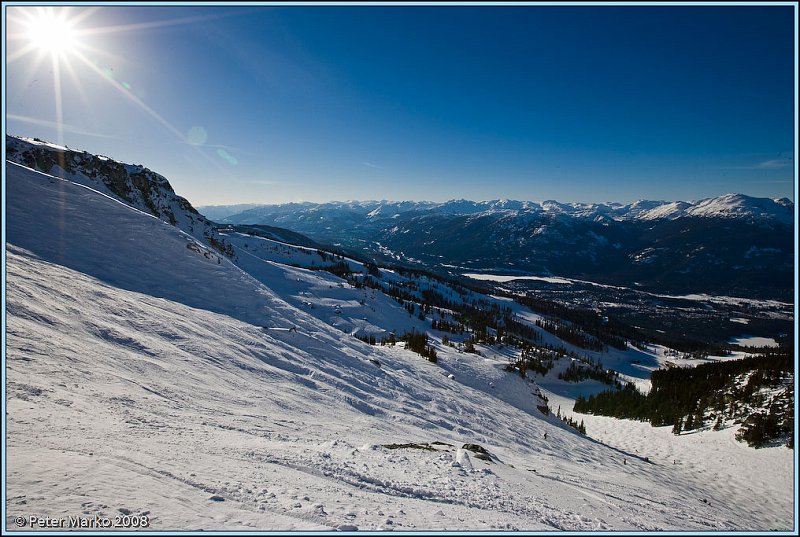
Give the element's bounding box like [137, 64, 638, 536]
[220, 233, 427, 340]
[5, 161, 794, 531]
[6, 136, 234, 257]
[6, 162, 270, 327]
[683, 193, 794, 223]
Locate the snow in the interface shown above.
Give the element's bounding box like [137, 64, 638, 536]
[5, 163, 281, 328]
[217, 234, 432, 340]
[541, 388, 794, 532]
[11, 246, 756, 531]
[6, 137, 225, 250]
[454, 448, 473, 469]
[635, 201, 691, 220]
[476, 266, 792, 309]
[15, 136, 70, 151]
[685, 193, 795, 225]
[4, 161, 795, 531]
[203, 192, 793, 227]
[652, 292, 792, 309]
[729, 335, 780, 348]
[463, 273, 572, 284]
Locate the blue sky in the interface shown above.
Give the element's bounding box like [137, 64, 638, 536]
[4, 3, 796, 206]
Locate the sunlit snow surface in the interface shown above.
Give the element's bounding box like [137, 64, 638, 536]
[728, 335, 780, 348]
[463, 273, 573, 284]
[5, 162, 794, 531]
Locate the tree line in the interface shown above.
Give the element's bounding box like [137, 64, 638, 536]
[574, 349, 793, 448]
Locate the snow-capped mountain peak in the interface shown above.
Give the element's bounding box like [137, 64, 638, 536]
[684, 193, 794, 224]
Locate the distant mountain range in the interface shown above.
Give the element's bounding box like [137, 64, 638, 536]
[201, 195, 794, 301]
[6, 134, 792, 301]
[201, 194, 794, 226]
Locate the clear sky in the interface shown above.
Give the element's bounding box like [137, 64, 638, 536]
[4, 3, 797, 206]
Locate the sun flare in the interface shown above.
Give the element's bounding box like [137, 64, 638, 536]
[26, 11, 78, 57]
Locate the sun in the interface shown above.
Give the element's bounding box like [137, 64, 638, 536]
[8, 6, 217, 150]
[25, 10, 78, 57]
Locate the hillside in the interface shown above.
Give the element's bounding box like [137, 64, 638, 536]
[6, 136, 235, 259]
[5, 158, 794, 531]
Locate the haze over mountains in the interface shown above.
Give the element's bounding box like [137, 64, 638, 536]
[4, 135, 795, 531]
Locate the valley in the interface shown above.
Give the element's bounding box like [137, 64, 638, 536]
[462, 272, 793, 349]
[204, 196, 794, 302]
[3, 136, 796, 531]
[5, 4, 795, 534]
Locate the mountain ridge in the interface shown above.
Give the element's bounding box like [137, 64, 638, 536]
[201, 197, 794, 301]
[6, 135, 236, 259]
[201, 193, 794, 225]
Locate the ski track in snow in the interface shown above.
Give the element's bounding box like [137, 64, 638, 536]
[4, 162, 795, 531]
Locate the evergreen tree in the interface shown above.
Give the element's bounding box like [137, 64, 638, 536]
[684, 413, 694, 431]
[672, 416, 683, 435]
[713, 415, 723, 431]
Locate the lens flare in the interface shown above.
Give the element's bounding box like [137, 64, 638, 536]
[26, 11, 77, 57]
[9, 6, 235, 177]
[187, 126, 208, 145]
[217, 148, 238, 166]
